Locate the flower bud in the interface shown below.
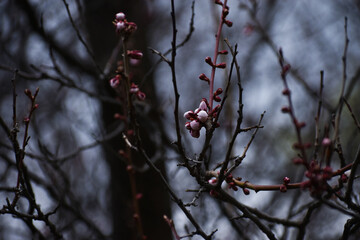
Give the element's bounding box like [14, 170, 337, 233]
[197, 110, 208, 123]
[282, 88, 291, 95]
[190, 120, 201, 131]
[130, 83, 139, 93]
[214, 88, 223, 95]
[296, 121, 306, 129]
[205, 56, 213, 66]
[293, 157, 304, 165]
[126, 22, 137, 34]
[198, 73, 210, 83]
[116, 21, 126, 33]
[116, 12, 126, 21]
[136, 193, 143, 200]
[184, 111, 195, 120]
[242, 188, 250, 195]
[190, 129, 200, 138]
[216, 62, 226, 69]
[24, 89, 32, 97]
[127, 50, 143, 59]
[208, 177, 217, 185]
[218, 50, 228, 55]
[110, 76, 120, 88]
[222, 8, 229, 17]
[210, 189, 219, 197]
[282, 64, 291, 76]
[279, 185, 287, 192]
[199, 101, 207, 111]
[136, 91, 146, 101]
[341, 174, 348, 183]
[322, 137, 331, 147]
[283, 177, 290, 185]
[214, 95, 221, 102]
[225, 20, 233, 27]
[281, 106, 291, 113]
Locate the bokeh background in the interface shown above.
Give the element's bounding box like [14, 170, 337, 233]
[1, 0, 360, 239]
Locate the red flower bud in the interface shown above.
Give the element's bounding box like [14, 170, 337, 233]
[279, 185, 287, 192]
[283, 177, 290, 185]
[218, 50, 228, 55]
[341, 174, 348, 183]
[242, 188, 250, 195]
[282, 88, 291, 95]
[205, 56, 213, 66]
[136, 193, 143, 200]
[116, 12, 126, 21]
[216, 62, 226, 68]
[293, 157, 304, 165]
[24, 89, 32, 97]
[225, 20, 233, 27]
[214, 95, 221, 102]
[136, 91, 146, 101]
[199, 73, 210, 83]
[214, 88, 223, 95]
[296, 121, 306, 129]
[127, 50, 143, 59]
[281, 106, 291, 113]
[322, 138, 331, 147]
[282, 64, 291, 76]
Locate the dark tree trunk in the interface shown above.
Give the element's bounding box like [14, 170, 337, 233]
[83, 1, 172, 239]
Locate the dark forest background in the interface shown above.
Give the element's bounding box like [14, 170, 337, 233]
[1, 0, 360, 239]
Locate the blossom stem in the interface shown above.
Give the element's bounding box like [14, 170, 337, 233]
[209, 0, 227, 111]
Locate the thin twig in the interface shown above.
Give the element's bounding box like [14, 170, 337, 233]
[61, 0, 103, 75]
[313, 71, 324, 160]
[343, 98, 360, 132]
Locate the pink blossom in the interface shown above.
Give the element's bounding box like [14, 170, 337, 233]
[116, 21, 126, 33]
[184, 111, 194, 120]
[110, 76, 120, 88]
[197, 110, 208, 123]
[116, 12, 126, 21]
[322, 137, 331, 147]
[130, 83, 139, 93]
[208, 177, 217, 185]
[190, 120, 201, 131]
[136, 91, 146, 101]
[127, 50, 143, 59]
[199, 101, 207, 111]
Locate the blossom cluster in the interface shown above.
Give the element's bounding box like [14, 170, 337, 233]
[301, 161, 333, 196]
[109, 12, 145, 101]
[114, 12, 137, 36]
[184, 100, 209, 138]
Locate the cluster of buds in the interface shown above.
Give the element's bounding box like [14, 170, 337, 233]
[130, 83, 146, 101]
[301, 160, 333, 196]
[23, 88, 40, 123]
[184, 100, 209, 138]
[110, 12, 145, 101]
[280, 176, 290, 192]
[214, 0, 233, 27]
[114, 12, 137, 36]
[109, 75, 146, 101]
[184, 99, 221, 138]
[225, 172, 238, 191]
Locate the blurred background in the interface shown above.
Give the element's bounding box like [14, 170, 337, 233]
[0, 0, 360, 239]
